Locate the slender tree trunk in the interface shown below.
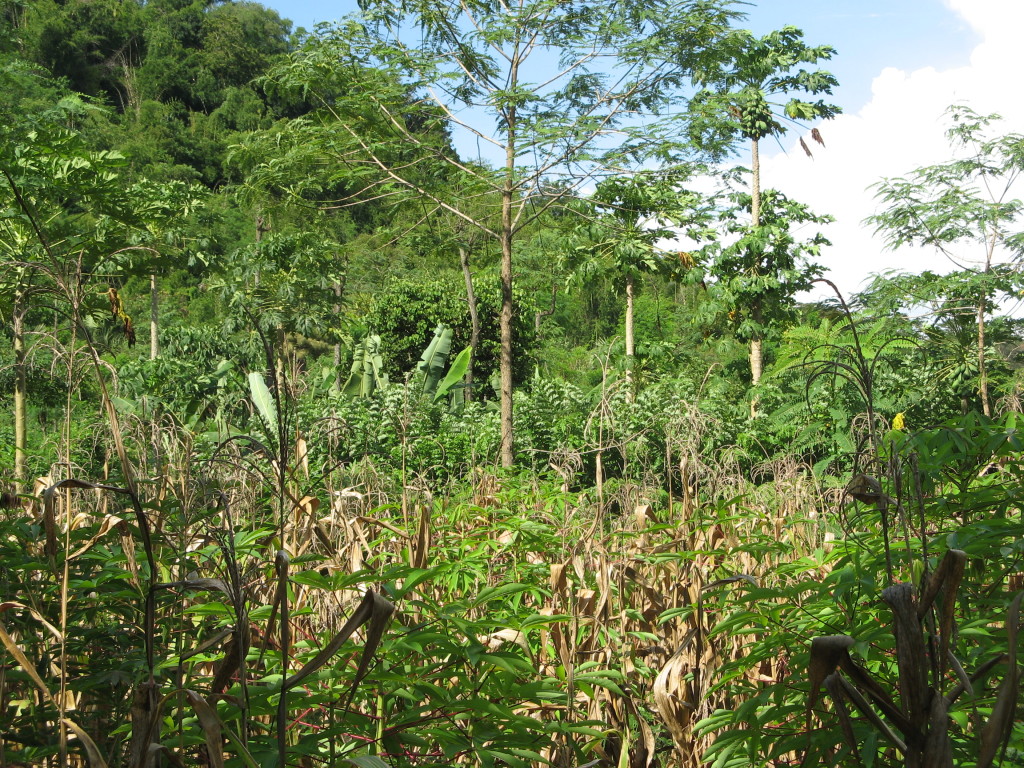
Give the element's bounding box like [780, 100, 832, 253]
[499, 86, 518, 468]
[977, 233, 995, 417]
[749, 137, 763, 417]
[624, 273, 635, 397]
[750, 338, 764, 381]
[534, 285, 557, 334]
[333, 281, 343, 390]
[750, 138, 761, 227]
[12, 289, 27, 494]
[460, 247, 480, 401]
[978, 296, 990, 417]
[750, 300, 764, 385]
[149, 272, 158, 360]
[499, 191, 515, 467]
[275, 325, 287, 398]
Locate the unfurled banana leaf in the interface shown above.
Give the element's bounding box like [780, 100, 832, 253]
[434, 345, 471, 402]
[416, 324, 453, 397]
[248, 372, 277, 432]
[342, 334, 387, 397]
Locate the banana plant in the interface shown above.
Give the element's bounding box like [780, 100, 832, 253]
[416, 324, 472, 403]
[338, 326, 470, 403]
[341, 334, 388, 397]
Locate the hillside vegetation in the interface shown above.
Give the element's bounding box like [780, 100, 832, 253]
[1, 1, 1023, 766]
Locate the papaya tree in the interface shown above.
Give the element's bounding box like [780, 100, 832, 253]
[691, 25, 840, 390]
[704, 188, 832, 404]
[566, 171, 713, 390]
[0, 103, 155, 490]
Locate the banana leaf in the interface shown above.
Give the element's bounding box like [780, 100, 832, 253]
[416, 324, 453, 397]
[342, 334, 387, 397]
[435, 345, 471, 402]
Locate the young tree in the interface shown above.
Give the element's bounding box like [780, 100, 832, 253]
[691, 26, 840, 389]
[705, 188, 831, 403]
[868, 106, 1024, 417]
[126, 179, 206, 360]
[269, 0, 742, 466]
[566, 171, 712, 390]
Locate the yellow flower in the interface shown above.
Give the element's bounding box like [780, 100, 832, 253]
[892, 412, 905, 430]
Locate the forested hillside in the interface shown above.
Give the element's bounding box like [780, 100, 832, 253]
[1, 1, 1023, 766]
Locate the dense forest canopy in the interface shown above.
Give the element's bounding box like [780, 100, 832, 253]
[1, 1, 1023, 767]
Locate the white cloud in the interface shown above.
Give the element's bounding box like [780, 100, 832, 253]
[760, 0, 1024, 301]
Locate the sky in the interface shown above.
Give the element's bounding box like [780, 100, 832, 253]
[265, 0, 1023, 298]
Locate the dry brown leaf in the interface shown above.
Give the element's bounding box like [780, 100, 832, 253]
[410, 503, 431, 570]
[807, 635, 854, 712]
[881, 583, 929, 729]
[653, 640, 698, 763]
[284, 589, 395, 692]
[67, 515, 128, 560]
[295, 435, 310, 480]
[550, 562, 568, 596]
[823, 672, 863, 766]
[482, 628, 531, 658]
[128, 679, 162, 768]
[917, 548, 966, 671]
[978, 591, 1023, 768]
[185, 690, 225, 768]
[845, 474, 893, 506]
[835, 673, 908, 753]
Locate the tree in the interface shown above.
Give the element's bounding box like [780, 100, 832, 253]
[21, 0, 145, 108]
[868, 106, 1024, 417]
[705, 188, 831, 398]
[124, 179, 206, 359]
[268, 0, 742, 466]
[0, 72, 182, 491]
[691, 25, 840, 390]
[566, 171, 711, 391]
[365, 275, 536, 391]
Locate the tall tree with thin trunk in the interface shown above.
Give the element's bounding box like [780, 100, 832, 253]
[459, 246, 481, 400]
[10, 279, 28, 493]
[705, 187, 832, 395]
[269, 1, 742, 466]
[692, 26, 839, 405]
[1, 107, 181, 493]
[127, 179, 205, 362]
[869, 106, 1024, 418]
[566, 171, 712, 393]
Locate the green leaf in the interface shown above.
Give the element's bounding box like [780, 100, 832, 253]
[434, 345, 471, 402]
[417, 324, 453, 396]
[248, 371, 277, 433]
[344, 756, 391, 768]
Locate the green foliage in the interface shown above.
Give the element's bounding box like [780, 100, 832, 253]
[6, 3, 1024, 766]
[867, 107, 1024, 416]
[868, 107, 1024, 257]
[365, 276, 537, 388]
[690, 24, 841, 148]
[565, 171, 714, 292]
[215, 228, 347, 343]
[697, 412, 1024, 765]
[342, 333, 388, 397]
[703, 189, 831, 347]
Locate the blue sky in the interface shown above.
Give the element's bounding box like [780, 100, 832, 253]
[263, 0, 1020, 293]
